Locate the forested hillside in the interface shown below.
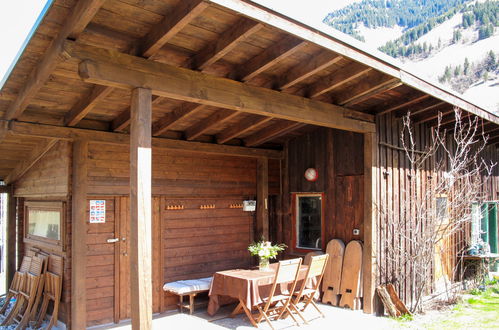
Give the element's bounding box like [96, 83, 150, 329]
[323, 0, 472, 41]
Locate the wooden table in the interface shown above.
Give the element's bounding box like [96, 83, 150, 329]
[207, 264, 310, 327]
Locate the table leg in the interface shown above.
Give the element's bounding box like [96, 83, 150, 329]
[230, 302, 243, 318]
[239, 299, 259, 328]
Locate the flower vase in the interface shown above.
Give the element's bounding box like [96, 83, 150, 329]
[259, 257, 270, 271]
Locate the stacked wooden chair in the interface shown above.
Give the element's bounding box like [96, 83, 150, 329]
[2, 255, 44, 328]
[0, 252, 64, 329]
[0, 256, 32, 316]
[35, 254, 63, 330]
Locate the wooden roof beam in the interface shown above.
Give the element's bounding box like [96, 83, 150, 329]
[66, 41, 375, 133]
[4, 138, 58, 184]
[6, 120, 283, 159]
[139, 0, 209, 58]
[112, 96, 162, 132]
[64, 85, 114, 126]
[3, 0, 106, 121]
[413, 105, 453, 124]
[234, 35, 307, 82]
[191, 18, 263, 70]
[332, 72, 401, 106]
[307, 62, 372, 98]
[184, 109, 239, 140]
[216, 115, 272, 144]
[244, 120, 305, 147]
[277, 51, 343, 90]
[404, 101, 447, 118]
[375, 94, 430, 115]
[152, 103, 205, 136]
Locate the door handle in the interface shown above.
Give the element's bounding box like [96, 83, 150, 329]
[107, 238, 119, 243]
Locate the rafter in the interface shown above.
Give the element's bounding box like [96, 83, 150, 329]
[139, 0, 209, 58]
[277, 51, 343, 90]
[3, 0, 106, 121]
[307, 62, 372, 98]
[185, 109, 239, 141]
[216, 115, 272, 144]
[414, 105, 453, 124]
[405, 101, 447, 117]
[192, 18, 263, 70]
[66, 41, 375, 133]
[245, 120, 305, 147]
[375, 94, 430, 115]
[6, 121, 283, 159]
[234, 35, 307, 82]
[152, 103, 205, 136]
[332, 72, 401, 106]
[64, 85, 114, 126]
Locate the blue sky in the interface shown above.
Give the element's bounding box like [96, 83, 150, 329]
[0, 0, 51, 89]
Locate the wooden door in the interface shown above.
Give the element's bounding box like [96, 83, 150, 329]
[115, 196, 162, 322]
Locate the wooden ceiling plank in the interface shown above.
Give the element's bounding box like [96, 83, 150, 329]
[235, 35, 307, 82]
[3, 0, 106, 121]
[376, 94, 430, 115]
[139, 0, 209, 58]
[184, 109, 239, 140]
[340, 78, 401, 107]
[216, 115, 272, 144]
[152, 103, 205, 136]
[112, 96, 161, 132]
[244, 120, 305, 147]
[7, 121, 283, 159]
[308, 62, 372, 98]
[66, 41, 375, 133]
[414, 106, 453, 124]
[407, 101, 447, 117]
[4, 138, 59, 184]
[192, 18, 263, 70]
[64, 85, 114, 126]
[278, 51, 343, 90]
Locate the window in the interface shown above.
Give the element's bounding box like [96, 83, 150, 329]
[25, 201, 65, 250]
[293, 193, 323, 251]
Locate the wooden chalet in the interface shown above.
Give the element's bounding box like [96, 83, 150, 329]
[0, 0, 498, 328]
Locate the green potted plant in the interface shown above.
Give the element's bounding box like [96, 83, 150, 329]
[248, 240, 287, 271]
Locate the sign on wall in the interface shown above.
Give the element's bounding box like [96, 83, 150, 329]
[89, 200, 106, 223]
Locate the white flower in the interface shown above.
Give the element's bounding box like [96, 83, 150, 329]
[258, 250, 265, 257]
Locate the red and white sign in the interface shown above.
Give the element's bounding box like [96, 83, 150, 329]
[89, 200, 106, 223]
[304, 168, 318, 182]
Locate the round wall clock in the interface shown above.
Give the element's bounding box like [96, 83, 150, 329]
[304, 168, 318, 182]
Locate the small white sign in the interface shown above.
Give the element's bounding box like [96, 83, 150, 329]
[89, 200, 106, 223]
[243, 200, 256, 212]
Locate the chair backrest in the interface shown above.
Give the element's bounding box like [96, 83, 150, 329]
[19, 256, 32, 273]
[48, 254, 64, 277]
[308, 254, 329, 278]
[303, 251, 322, 266]
[275, 258, 302, 284]
[29, 256, 44, 276]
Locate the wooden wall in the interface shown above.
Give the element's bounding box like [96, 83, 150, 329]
[282, 127, 364, 254]
[14, 140, 71, 198]
[374, 112, 499, 310]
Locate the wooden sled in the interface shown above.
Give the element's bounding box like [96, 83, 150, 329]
[338, 240, 363, 310]
[321, 239, 345, 306]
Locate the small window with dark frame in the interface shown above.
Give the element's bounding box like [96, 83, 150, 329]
[295, 194, 323, 250]
[25, 201, 65, 250]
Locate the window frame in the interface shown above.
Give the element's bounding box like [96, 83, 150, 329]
[291, 192, 325, 253]
[24, 201, 66, 251]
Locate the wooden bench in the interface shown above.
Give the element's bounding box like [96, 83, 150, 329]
[163, 277, 212, 314]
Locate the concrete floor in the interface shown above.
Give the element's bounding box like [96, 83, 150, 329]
[95, 302, 397, 330]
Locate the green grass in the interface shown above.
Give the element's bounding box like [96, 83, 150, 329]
[390, 283, 499, 329]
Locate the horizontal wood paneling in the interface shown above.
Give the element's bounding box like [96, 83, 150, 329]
[14, 141, 71, 197]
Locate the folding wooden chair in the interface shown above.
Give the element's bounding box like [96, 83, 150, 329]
[35, 254, 63, 330]
[253, 258, 302, 330]
[0, 256, 32, 315]
[28, 253, 49, 322]
[2, 256, 43, 328]
[287, 254, 329, 324]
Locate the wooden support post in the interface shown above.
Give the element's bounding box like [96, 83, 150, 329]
[130, 88, 152, 329]
[363, 132, 377, 314]
[71, 139, 88, 328]
[6, 185, 16, 289]
[256, 157, 269, 240]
